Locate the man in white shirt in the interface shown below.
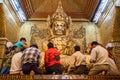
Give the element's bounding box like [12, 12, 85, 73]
[108, 57, 120, 75]
[10, 48, 25, 74]
[89, 41, 109, 75]
[68, 45, 88, 74]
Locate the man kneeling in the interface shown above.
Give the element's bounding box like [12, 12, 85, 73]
[68, 45, 88, 74]
[21, 44, 42, 74]
[88, 41, 109, 75]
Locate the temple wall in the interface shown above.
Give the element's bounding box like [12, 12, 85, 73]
[19, 21, 101, 52]
[0, 0, 21, 42]
[97, 0, 120, 45]
[113, 6, 120, 41]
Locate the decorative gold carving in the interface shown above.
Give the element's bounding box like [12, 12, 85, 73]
[0, 75, 32, 80]
[73, 26, 86, 39]
[30, 24, 51, 40]
[30, 24, 51, 51]
[0, 75, 120, 79]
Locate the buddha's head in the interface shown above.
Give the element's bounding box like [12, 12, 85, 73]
[52, 20, 67, 35]
[47, 0, 72, 36]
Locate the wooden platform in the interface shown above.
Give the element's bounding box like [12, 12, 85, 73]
[0, 75, 120, 80]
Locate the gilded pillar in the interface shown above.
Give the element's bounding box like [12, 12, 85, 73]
[0, 3, 6, 37]
[0, 3, 7, 68]
[0, 38, 7, 68]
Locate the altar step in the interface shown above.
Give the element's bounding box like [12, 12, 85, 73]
[0, 75, 120, 80]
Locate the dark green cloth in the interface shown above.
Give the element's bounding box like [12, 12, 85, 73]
[3, 50, 17, 67]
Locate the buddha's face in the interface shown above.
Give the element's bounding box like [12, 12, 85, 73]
[52, 20, 67, 35]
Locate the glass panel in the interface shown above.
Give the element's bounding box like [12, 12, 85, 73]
[93, 0, 109, 23]
[10, 0, 26, 22]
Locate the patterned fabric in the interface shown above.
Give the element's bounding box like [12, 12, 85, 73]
[21, 47, 41, 66]
[3, 50, 17, 67]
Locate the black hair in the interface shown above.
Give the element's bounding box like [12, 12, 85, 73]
[91, 41, 99, 46]
[20, 37, 26, 41]
[47, 42, 54, 48]
[11, 46, 18, 50]
[30, 44, 38, 48]
[20, 48, 26, 51]
[74, 45, 80, 51]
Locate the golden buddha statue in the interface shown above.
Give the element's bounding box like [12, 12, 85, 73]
[41, 0, 77, 55]
[32, 0, 87, 72]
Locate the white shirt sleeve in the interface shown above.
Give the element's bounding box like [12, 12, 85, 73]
[90, 48, 97, 63]
[67, 54, 76, 72]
